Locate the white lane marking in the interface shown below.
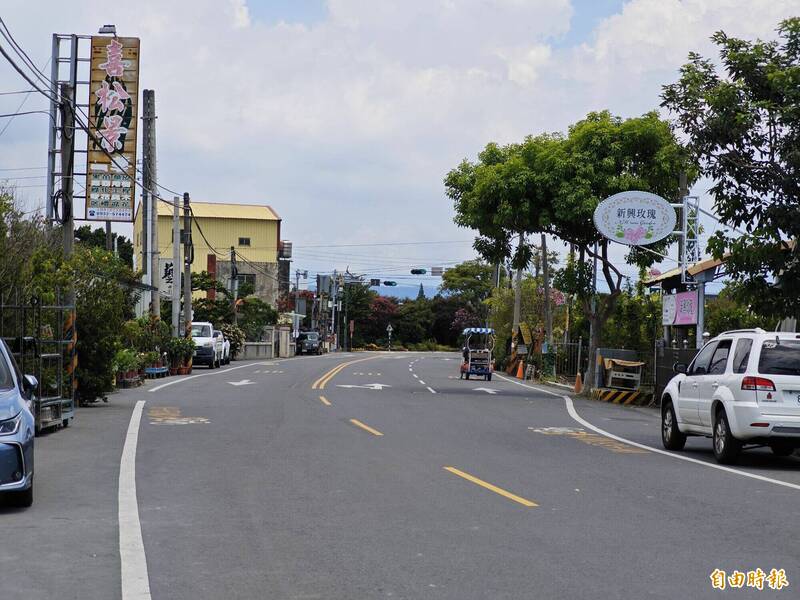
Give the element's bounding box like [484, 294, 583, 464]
[148, 362, 256, 392]
[427, 386, 437, 394]
[227, 379, 255, 386]
[494, 374, 800, 492]
[119, 400, 152, 600]
[413, 374, 419, 379]
[419, 380, 426, 385]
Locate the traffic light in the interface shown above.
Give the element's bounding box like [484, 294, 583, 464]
[369, 279, 381, 286]
[383, 281, 397, 287]
[410, 268, 427, 275]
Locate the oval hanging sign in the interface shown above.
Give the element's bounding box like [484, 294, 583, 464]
[593, 191, 676, 246]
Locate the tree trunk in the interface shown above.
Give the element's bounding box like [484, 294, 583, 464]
[541, 233, 553, 348]
[582, 241, 623, 393]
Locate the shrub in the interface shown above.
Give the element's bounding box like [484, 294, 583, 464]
[221, 324, 245, 359]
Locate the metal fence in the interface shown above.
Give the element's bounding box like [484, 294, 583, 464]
[550, 340, 589, 385]
[0, 288, 75, 432]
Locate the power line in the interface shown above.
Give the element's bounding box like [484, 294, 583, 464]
[0, 166, 46, 171]
[295, 240, 473, 249]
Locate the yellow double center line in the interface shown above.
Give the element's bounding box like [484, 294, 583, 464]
[311, 356, 379, 390]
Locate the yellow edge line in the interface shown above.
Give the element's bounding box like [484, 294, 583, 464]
[349, 418, 383, 436]
[319, 395, 331, 406]
[443, 466, 538, 507]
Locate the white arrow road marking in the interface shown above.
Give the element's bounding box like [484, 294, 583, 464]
[228, 379, 255, 386]
[473, 387, 499, 394]
[336, 383, 392, 390]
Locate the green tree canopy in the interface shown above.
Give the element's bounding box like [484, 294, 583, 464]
[662, 18, 800, 318]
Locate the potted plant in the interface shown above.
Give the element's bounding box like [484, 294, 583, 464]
[165, 338, 183, 375]
[177, 338, 195, 375]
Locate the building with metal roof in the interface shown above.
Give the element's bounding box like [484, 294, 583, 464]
[133, 201, 285, 308]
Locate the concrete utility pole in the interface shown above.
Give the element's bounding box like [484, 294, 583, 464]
[60, 84, 75, 269]
[105, 221, 113, 251]
[331, 270, 338, 351]
[143, 90, 160, 317]
[230, 246, 238, 324]
[171, 197, 181, 336]
[183, 193, 193, 357]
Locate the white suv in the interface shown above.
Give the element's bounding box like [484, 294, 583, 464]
[661, 328, 800, 464]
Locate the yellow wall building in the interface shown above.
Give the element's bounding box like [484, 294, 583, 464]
[133, 200, 283, 305]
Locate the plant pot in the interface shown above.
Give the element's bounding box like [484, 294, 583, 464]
[177, 366, 190, 375]
[169, 368, 178, 376]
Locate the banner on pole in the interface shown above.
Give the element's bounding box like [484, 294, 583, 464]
[85, 36, 140, 222]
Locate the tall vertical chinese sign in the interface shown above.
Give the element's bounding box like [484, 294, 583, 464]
[85, 36, 140, 222]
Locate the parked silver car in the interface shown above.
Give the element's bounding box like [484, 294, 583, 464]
[0, 340, 36, 507]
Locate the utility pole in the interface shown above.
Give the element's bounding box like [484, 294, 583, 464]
[60, 84, 75, 267]
[59, 83, 78, 402]
[230, 246, 238, 324]
[143, 90, 160, 317]
[183, 193, 193, 360]
[105, 221, 113, 251]
[331, 270, 338, 351]
[171, 197, 181, 336]
[293, 270, 307, 341]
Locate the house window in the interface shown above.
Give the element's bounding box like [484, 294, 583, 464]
[237, 273, 256, 286]
[238, 237, 251, 246]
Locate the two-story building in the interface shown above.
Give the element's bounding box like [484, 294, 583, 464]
[133, 201, 284, 306]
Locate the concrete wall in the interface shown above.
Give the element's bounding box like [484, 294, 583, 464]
[216, 261, 279, 307]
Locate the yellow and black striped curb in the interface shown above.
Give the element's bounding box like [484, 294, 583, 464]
[590, 388, 652, 406]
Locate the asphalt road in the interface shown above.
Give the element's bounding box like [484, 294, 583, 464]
[2, 352, 799, 599]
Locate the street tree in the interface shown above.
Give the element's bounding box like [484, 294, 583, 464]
[661, 18, 800, 318]
[450, 112, 692, 387]
[439, 260, 499, 319]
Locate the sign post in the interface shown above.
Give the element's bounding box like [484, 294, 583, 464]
[386, 323, 393, 352]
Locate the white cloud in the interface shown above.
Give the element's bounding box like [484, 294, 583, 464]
[228, 0, 251, 29]
[0, 0, 797, 279]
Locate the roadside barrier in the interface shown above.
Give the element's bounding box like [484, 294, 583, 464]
[590, 387, 653, 407]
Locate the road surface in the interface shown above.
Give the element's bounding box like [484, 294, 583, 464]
[2, 352, 798, 599]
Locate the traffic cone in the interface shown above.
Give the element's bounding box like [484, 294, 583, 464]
[516, 360, 524, 379]
[574, 372, 583, 393]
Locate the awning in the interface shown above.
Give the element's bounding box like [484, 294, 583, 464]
[604, 358, 644, 369]
[463, 327, 495, 335]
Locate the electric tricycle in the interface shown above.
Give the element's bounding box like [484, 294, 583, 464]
[459, 327, 495, 381]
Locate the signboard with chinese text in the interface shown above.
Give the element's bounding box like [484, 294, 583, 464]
[85, 36, 140, 222]
[593, 191, 677, 246]
[662, 290, 698, 325]
[158, 258, 175, 297]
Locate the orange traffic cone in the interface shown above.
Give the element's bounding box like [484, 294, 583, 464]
[516, 360, 524, 379]
[574, 372, 583, 393]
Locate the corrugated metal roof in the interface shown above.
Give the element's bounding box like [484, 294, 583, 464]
[155, 201, 280, 221]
